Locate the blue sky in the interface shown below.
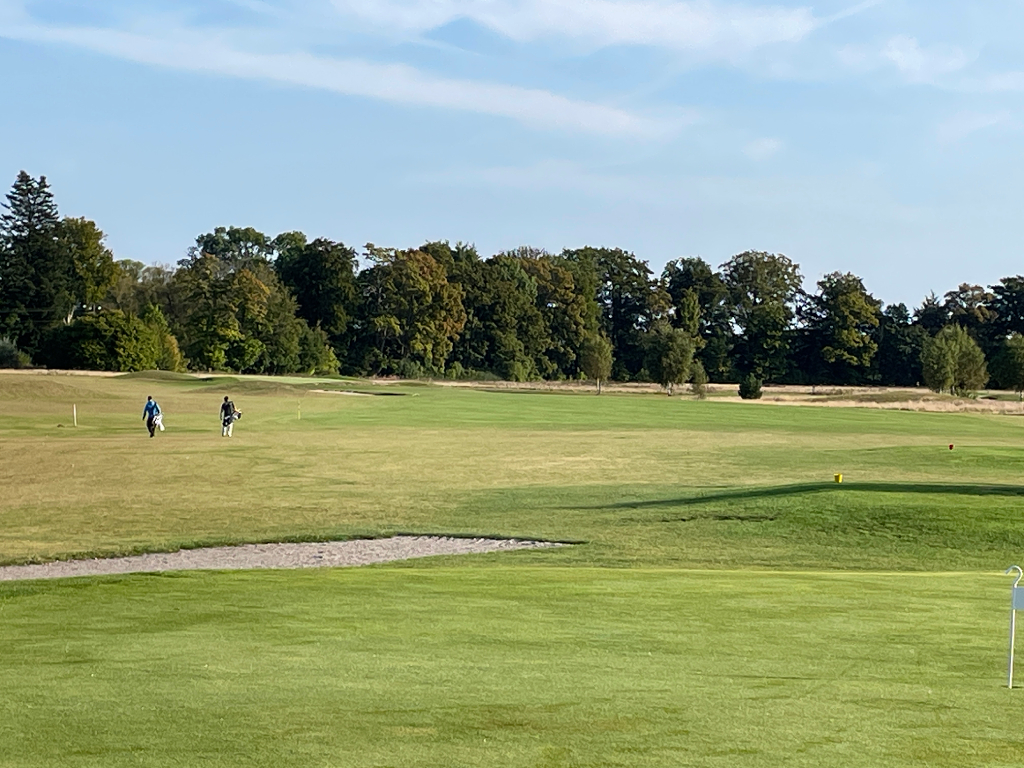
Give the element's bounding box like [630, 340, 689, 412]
[1, 0, 1022, 305]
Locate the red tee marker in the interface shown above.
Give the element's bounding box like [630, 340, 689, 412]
[949, 444, 954, 450]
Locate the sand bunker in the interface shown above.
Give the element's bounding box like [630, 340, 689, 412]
[0, 536, 564, 581]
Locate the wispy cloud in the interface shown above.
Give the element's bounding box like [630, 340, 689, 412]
[744, 137, 782, 160]
[821, 0, 884, 25]
[837, 33, 974, 86]
[332, 0, 820, 58]
[882, 35, 971, 83]
[0, 17, 677, 137]
[936, 111, 1008, 145]
[983, 71, 1024, 92]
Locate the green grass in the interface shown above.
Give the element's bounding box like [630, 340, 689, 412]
[2, 372, 1024, 568]
[3, 372, 1024, 766]
[1, 568, 1019, 768]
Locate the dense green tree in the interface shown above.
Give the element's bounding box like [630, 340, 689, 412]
[578, 332, 612, 394]
[435, 243, 488, 375]
[943, 284, 995, 330]
[990, 276, 1024, 339]
[193, 226, 274, 273]
[563, 247, 667, 380]
[914, 293, 948, 334]
[664, 259, 737, 382]
[274, 233, 357, 351]
[721, 251, 802, 381]
[803, 272, 881, 382]
[0, 172, 74, 353]
[514, 251, 591, 378]
[171, 228, 323, 374]
[484, 254, 547, 381]
[955, 332, 989, 394]
[140, 304, 185, 372]
[59, 217, 118, 312]
[738, 373, 763, 399]
[943, 283, 999, 356]
[872, 304, 927, 386]
[353, 245, 466, 375]
[298, 322, 340, 375]
[921, 325, 988, 395]
[171, 252, 243, 370]
[39, 311, 165, 371]
[105, 261, 178, 319]
[990, 334, 1024, 399]
[553, 250, 601, 336]
[643, 321, 696, 395]
[662, 257, 729, 341]
[447, 252, 543, 381]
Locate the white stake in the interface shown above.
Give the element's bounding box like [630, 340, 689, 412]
[1007, 566, 1023, 688]
[73, 404, 77, 428]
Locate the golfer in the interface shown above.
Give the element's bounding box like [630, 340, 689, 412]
[142, 395, 161, 438]
[220, 396, 239, 437]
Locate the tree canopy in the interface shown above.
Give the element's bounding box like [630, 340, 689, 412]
[1, 170, 1019, 392]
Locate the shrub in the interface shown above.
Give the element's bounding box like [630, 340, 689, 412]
[395, 358, 426, 379]
[690, 360, 708, 399]
[298, 323, 340, 375]
[738, 373, 763, 400]
[0, 337, 25, 369]
[40, 311, 160, 371]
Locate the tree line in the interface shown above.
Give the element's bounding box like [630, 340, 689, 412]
[2, 170, 1023, 396]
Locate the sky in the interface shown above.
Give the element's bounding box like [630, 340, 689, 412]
[0, 0, 1022, 306]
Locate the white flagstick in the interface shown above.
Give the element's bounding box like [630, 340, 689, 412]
[1006, 566, 1023, 688]
[73, 404, 77, 427]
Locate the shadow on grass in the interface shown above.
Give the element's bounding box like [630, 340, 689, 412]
[601, 481, 1024, 512]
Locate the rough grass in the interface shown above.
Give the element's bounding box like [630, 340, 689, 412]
[2, 372, 1024, 568]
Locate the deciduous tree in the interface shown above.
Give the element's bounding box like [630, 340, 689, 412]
[578, 332, 612, 394]
[563, 247, 667, 380]
[803, 272, 881, 382]
[921, 325, 988, 395]
[275, 233, 357, 352]
[643, 321, 695, 395]
[990, 334, 1024, 399]
[721, 251, 801, 381]
[59, 217, 118, 313]
[353, 245, 466, 375]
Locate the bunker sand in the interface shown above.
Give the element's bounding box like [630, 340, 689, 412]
[0, 536, 564, 581]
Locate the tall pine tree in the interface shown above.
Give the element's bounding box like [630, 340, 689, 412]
[0, 172, 74, 354]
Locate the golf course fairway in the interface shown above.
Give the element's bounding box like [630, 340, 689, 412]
[2, 372, 1023, 766]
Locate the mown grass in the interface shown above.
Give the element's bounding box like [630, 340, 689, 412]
[3, 372, 1024, 766]
[2, 372, 1024, 568]
[0, 568, 1019, 768]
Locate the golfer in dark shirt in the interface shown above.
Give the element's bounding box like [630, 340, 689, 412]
[220, 396, 237, 437]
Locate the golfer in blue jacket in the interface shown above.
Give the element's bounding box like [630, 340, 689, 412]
[143, 396, 161, 438]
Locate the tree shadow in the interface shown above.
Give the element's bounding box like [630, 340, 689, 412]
[599, 481, 1024, 511]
